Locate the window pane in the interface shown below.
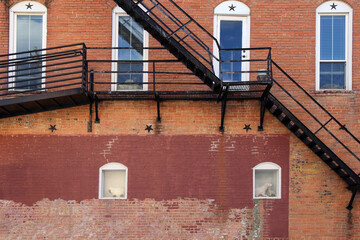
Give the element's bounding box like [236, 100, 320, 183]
[320, 16, 332, 60]
[320, 16, 345, 61]
[117, 16, 144, 90]
[320, 62, 345, 89]
[255, 169, 277, 197]
[220, 20, 242, 82]
[333, 16, 346, 60]
[103, 170, 126, 198]
[15, 15, 43, 90]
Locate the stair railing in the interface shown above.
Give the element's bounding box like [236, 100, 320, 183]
[271, 60, 360, 171]
[132, 0, 222, 74]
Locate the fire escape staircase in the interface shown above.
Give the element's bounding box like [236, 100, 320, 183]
[0, 0, 358, 209]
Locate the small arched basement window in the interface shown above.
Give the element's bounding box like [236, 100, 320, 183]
[99, 162, 128, 199]
[253, 162, 281, 199]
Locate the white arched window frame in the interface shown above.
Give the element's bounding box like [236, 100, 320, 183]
[253, 162, 281, 199]
[213, 1, 250, 82]
[9, 1, 47, 90]
[111, 6, 149, 91]
[99, 162, 128, 199]
[316, 1, 352, 91]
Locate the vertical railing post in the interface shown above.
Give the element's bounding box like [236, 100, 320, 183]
[152, 61, 156, 92]
[268, 48, 273, 83]
[82, 43, 88, 93]
[219, 49, 223, 82]
[89, 70, 94, 94]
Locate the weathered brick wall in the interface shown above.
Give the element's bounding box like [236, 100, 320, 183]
[0, 198, 262, 239]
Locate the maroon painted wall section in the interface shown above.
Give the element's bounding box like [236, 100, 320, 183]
[0, 134, 289, 236]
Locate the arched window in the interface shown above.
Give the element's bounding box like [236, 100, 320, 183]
[213, 1, 250, 82]
[111, 6, 149, 91]
[253, 162, 281, 199]
[99, 162, 128, 199]
[9, 1, 47, 90]
[316, 1, 353, 90]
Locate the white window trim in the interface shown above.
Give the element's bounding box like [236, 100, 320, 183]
[99, 162, 128, 199]
[213, 1, 250, 81]
[253, 162, 281, 199]
[315, 1, 352, 91]
[9, 1, 47, 91]
[111, 6, 149, 91]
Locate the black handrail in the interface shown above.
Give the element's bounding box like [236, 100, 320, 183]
[87, 46, 272, 94]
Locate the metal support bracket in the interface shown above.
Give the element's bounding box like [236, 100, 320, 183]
[346, 186, 358, 210]
[94, 95, 100, 123]
[258, 84, 272, 131]
[219, 85, 229, 132]
[88, 102, 93, 132]
[155, 93, 161, 123]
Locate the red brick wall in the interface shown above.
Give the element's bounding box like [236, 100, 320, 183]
[0, 134, 289, 238]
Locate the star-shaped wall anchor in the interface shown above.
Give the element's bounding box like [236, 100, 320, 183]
[330, 3, 337, 10]
[49, 125, 57, 132]
[243, 124, 251, 132]
[229, 4, 236, 11]
[26, 3, 33, 9]
[145, 125, 153, 133]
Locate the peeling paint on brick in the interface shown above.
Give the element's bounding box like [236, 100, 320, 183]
[0, 198, 267, 239]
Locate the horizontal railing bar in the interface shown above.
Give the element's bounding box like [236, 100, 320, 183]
[0, 43, 84, 58]
[87, 46, 166, 50]
[1, 53, 82, 69]
[221, 70, 271, 74]
[0, 49, 83, 66]
[2, 77, 82, 95]
[87, 59, 181, 63]
[1, 61, 83, 75]
[220, 47, 272, 51]
[1, 70, 82, 86]
[1, 65, 82, 81]
[220, 59, 270, 63]
[92, 81, 270, 86]
[91, 70, 194, 75]
[93, 82, 205, 85]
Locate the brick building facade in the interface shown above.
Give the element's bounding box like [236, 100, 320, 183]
[0, 0, 359, 239]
